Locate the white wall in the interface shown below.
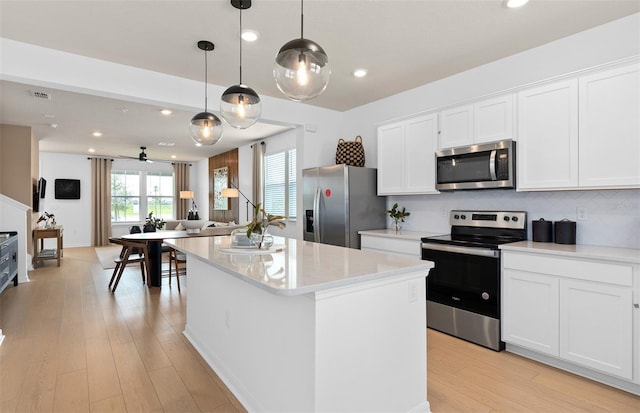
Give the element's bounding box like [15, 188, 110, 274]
[39, 152, 91, 247]
[340, 13, 640, 249]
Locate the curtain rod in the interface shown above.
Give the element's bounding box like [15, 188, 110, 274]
[87, 157, 114, 161]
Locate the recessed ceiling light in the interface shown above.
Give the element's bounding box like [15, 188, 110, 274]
[43, 114, 55, 118]
[92, 131, 103, 137]
[49, 123, 58, 129]
[353, 69, 368, 78]
[241, 30, 259, 42]
[158, 142, 175, 147]
[505, 0, 528, 8]
[160, 109, 172, 116]
[88, 148, 96, 153]
[171, 155, 177, 159]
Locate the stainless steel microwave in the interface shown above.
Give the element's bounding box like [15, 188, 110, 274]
[435, 140, 515, 191]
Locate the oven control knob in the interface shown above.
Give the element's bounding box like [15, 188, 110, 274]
[460, 214, 466, 220]
[454, 214, 460, 220]
[503, 216, 510, 222]
[482, 292, 490, 300]
[512, 216, 519, 222]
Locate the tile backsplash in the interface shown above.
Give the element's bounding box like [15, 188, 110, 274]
[390, 189, 640, 249]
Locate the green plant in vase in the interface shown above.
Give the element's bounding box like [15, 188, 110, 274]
[386, 203, 410, 232]
[245, 203, 286, 249]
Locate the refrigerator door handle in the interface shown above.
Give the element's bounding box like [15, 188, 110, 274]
[313, 186, 321, 242]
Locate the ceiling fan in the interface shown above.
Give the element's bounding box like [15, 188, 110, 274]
[118, 146, 163, 163]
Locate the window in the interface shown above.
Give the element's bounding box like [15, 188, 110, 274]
[111, 171, 140, 222]
[111, 170, 174, 223]
[264, 149, 296, 219]
[146, 171, 174, 220]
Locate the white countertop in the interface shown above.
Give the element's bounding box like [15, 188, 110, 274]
[166, 236, 433, 296]
[500, 241, 640, 265]
[358, 229, 444, 241]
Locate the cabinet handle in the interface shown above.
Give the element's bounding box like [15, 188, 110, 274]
[634, 304, 639, 309]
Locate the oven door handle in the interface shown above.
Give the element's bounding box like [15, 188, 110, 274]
[422, 243, 499, 258]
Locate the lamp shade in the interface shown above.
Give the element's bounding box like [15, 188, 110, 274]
[220, 84, 262, 129]
[190, 112, 223, 146]
[221, 188, 239, 198]
[180, 190, 195, 199]
[274, 38, 330, 101]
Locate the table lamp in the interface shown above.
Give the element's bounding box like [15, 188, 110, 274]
[179, 190, 200, 220]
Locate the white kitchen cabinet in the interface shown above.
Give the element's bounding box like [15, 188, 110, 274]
[517, 79, 579, 190]
[359, 230, 424, 259]
[560, 278, 633, 380]
[439, 104, 473, 149]
[439, 94, 514, 150]
[501, 248, 636, 383]
[377, 114, 439, 195]
[517, 62, 640, 191]
[502, 269, 559, 356]
[578, 64, 640, 188]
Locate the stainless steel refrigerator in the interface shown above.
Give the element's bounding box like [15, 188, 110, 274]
[303, 165, 386, 249]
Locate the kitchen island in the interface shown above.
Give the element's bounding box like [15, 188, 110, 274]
[166, 235, 433, 413]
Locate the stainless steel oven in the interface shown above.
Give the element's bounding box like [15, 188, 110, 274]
[422, 210, 527, 351]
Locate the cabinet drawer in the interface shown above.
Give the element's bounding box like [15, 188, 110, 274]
[503, 252, 632, 286]
[360, 236, 420, 258]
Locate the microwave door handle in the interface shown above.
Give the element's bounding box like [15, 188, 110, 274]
[313, 186, 321, 243]
[489, 150, 497, 180]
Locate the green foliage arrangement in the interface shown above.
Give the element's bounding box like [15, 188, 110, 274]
[386, 203, 410, 222]
[245, 203, 286, 238]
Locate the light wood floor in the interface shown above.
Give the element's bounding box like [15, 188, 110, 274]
[0, 247, 638, 412]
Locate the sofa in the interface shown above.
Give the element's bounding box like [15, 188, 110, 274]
[163, 219, 243, 235]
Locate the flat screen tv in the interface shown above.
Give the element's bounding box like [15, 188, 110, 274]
[54, 179, 81, 200]
[38, 177, 47, 198]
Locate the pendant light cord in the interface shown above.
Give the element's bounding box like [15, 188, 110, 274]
[203, 47, 208, 112]
[300, 0, 304, 38]
[239, 8, 243, 85]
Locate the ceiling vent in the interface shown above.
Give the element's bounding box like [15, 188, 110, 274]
[29, 90, 52, 100]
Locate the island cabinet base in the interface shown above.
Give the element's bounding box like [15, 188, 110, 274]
[183, 258, 430, 413]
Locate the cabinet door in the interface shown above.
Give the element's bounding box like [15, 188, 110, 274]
[377, 122, 405, 195]
[579, 64, 640, 188]
[517, 80, 578, 190]
[559, 279, 633, 380]
[474, 94, 514, 144]
[404, 114, 439, 193]
[439, 105, 473, 149]
[502, 269, 559, 356]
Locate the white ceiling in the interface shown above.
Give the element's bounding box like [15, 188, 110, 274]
[1, 0, 638, 161]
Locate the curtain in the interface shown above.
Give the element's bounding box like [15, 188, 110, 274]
[174, 162, 190, 219]
[91, 158, 112, 246]
[252, 141, 265, 208]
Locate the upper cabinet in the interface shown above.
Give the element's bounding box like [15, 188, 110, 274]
[578, 64, 640, 188]
[517, 79, 579, 190]
[517, 63, 640, 191]
[439, 94, 514, 150]
[377, 114, 439, 195]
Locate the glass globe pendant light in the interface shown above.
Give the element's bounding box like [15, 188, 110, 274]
[190, 40, 223, 146]
[221, 0, 261, 129]
[273, 0, 330, 101]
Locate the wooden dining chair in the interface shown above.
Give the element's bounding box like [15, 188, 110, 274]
[168, 248, 186, 292]
[108, 237, 150, 293]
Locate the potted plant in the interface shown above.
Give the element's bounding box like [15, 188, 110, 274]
[245, 203, 286, 249]
[386, 203, 410, 232]
[143, 212, 165, 232]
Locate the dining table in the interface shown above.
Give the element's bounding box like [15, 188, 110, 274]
[122, 227, 237, 287]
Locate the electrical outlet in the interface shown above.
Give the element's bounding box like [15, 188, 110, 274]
[577, 207, 588, 221]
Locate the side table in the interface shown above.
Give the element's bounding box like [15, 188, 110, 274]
[33, 226, 63, 267]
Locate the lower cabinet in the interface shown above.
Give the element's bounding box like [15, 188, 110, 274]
[359, 231, 423, 259]
[502, 250, 635, 382]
